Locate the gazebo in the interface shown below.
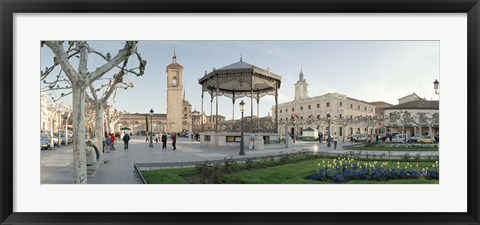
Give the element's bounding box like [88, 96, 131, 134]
[198, 57, 282, 149]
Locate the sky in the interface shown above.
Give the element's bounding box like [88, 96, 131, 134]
[41, 41, 439, 120]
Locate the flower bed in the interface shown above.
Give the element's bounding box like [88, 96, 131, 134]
[308, 158, 439, 183]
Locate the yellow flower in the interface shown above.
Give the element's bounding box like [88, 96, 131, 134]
[397, 161, 400, 165]
[416, 164, 418, 167]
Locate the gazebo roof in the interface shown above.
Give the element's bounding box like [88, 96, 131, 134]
[198, 59, 282, 100]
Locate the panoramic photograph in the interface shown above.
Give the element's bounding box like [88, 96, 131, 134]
[40, 41, 440, 184]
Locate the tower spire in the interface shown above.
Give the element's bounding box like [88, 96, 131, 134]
[173, 47, 177, 64]
[299, 63, 304, 81]
[240, 53, 243, 62]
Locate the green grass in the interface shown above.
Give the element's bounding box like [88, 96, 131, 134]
[142, 158, 439, 184]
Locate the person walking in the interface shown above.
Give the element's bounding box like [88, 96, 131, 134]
[333, 133, 338, 150]
[123, 132, 130, 150]
[104, 135, 111, 151]
[109, 133, 116, 150]
[249, 133, 256, 150]
[161, 133, 167, 149]
[171, 133, 177, 150]
[318, 131, 323, 143]
[375, 133, 379, 144]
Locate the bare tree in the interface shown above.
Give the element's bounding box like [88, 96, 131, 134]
[334, 116, 356, 143]
[43, 41, 143, 184]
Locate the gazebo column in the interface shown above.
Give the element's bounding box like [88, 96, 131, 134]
[215, 76, 219, 133]
[275, 81, 279, 134]
[251, 89, 254, 133]
[232, 94, 235, 132]
[256, 92, 260, 133]
[201, 91, 204, 132]
[210, 93, 213, 131]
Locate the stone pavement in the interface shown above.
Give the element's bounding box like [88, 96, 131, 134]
[40, 136, 439, 184]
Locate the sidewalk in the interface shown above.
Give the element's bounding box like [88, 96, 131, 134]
[40, 136, 438, 184]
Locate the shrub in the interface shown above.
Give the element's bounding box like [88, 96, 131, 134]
[195, 161, 224, 184]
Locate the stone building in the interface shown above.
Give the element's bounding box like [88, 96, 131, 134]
[383, 93, 439, 137]
[273, 69, 377, 139]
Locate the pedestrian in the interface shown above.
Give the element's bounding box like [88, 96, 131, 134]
[318, 131, 323, 143]
[109, 133, 116, 150]
[249, 133, 255, 150]
[389, 133, 393, 142]
[145, 133, 149, 142]
[375, 133, 379, 144]
[162, 132, 167, 149]
[333, 133, 338, 150]
[171, 133, 177, 150]
[290, 132, 295, 143]
[85, 141, 98, 166]
[123, 132, 130, 150]
[105, 136, 111, 151]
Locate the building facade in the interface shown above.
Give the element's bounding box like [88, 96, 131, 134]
[273, 70, 377, 139]
[383, 93, 439, 137]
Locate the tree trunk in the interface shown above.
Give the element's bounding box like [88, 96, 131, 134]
[65, 112, 70, 145]
[49, 117, 55, 148]
[94, 103, 105, 163]
[72, 83, 88, 184]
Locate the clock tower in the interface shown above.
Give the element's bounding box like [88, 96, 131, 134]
[166, 51, 183, 133]
[294, 68, 308, 100]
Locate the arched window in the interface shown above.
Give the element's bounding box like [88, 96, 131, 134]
[172, 76, 177, 86]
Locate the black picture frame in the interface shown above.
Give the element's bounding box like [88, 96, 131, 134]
[1, 0, 479, 224]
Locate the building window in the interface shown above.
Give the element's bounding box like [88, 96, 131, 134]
[340, 102, 343, 107]
[317, 115, 320, 119]
[327, 102, 330, 107]
[365, 107, 367, 111]
[317, 104, 320, 108]
[308, 105, 311, 109]
[339, 127, 343, 136]
[300, 106, 303, 110]
[358, 105, 360, 110]
[184, 114, 187, 118]
[301, 116, 303, 120]
[286, 109, 288, 112]
[184, 107, 187, 111]
[339, 114, 342, 118]
[351, 104, 353, 108]
[350, 115, 353, 119]
[292, 108, 295, 112]
[280, 110, 282, 113]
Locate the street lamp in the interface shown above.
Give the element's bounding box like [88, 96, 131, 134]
[433, 79, 439, 95]
[239, 100, 245, 155]
[327, 114, 332, 147]
[149, 109, 154, 148]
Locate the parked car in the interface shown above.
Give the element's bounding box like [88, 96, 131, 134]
[408, 135, 423, 142]
[417, 136, 435, 144]
[40, 133, 51, 150]
[351, 134, 368, 142]
[391, 134, 407, 143]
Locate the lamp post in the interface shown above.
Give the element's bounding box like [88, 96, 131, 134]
[327, 114, 332, 147]
[149, 109, 154, 148]
[433, 79, 439, 95]
[239, 100, 245, 155]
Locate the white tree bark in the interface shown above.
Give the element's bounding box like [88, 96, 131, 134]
[45, 41, 141, 184]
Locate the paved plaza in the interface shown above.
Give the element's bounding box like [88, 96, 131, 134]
[40, 136, 439, 184]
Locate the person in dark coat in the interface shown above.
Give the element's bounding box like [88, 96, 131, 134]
[161, 133, 167, 149]
[171, 133, 177, 150]
[123, 132, 130, 150]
